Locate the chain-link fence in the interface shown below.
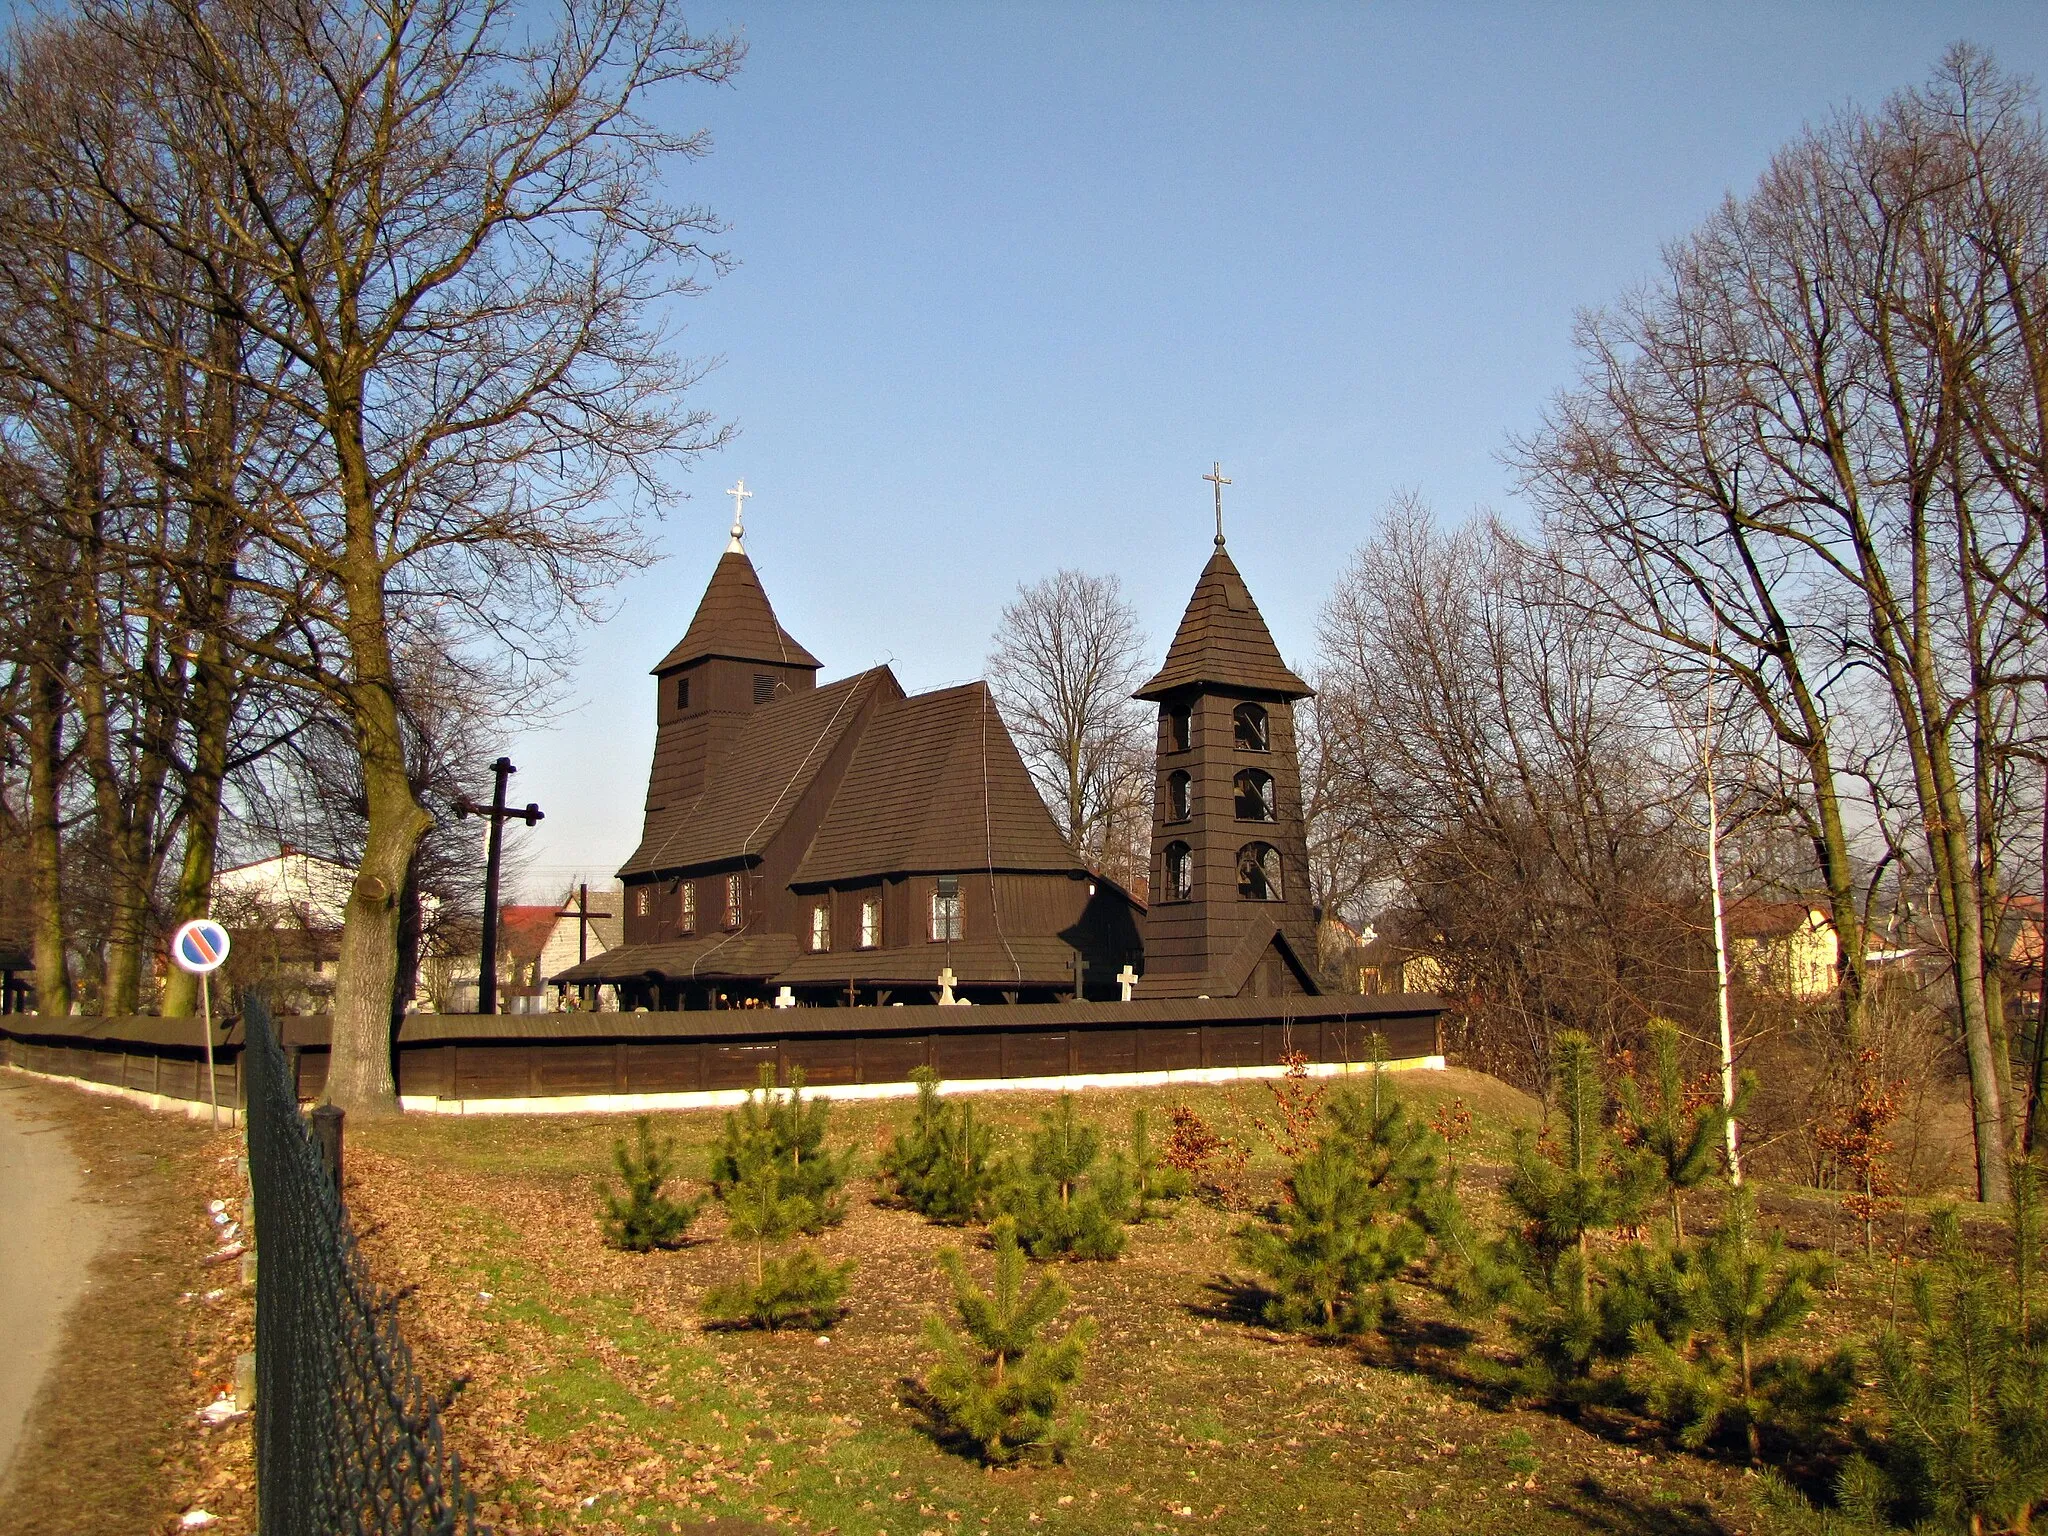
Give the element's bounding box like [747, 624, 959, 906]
[245, 996, 487, 1535]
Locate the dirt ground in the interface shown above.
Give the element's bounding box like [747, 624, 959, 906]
[0, 1072, 255, 1536]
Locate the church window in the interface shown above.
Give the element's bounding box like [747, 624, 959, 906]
[753, 672, 775, 704]
[724, 873, 743, 929]
[1164, 703, 1191, 754]
[1237, 842, 1283, 901]
[1166, 770, 1191, 822]
[1234, 703, 1269, 751]
[679, 882, 696, 934]
[675, 675, 690, 710]
[1234, 768, 1275, 821]
[633, 887, 649, 918]
[860, 897, 881, 949]
[930, 875, 963, 941]
[810, 903, 831, 952]
[1165, 842, 1193, 902]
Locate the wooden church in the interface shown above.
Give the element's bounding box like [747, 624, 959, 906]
[558, 491, 1321, 1009]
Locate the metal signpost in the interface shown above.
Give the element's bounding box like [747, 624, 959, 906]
[170, 917, 233, 1126]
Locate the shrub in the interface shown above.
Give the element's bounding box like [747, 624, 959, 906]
[709, 1065, 855, 1231]
[879, 1067, 995, 1224]
[1129, 1107, 1191, 1221]
[997, 1095, 1131, 1261]
[920, 1216, 1094, 1463]
[1160, 1101, 1248, 1204]
[600, 1116, 704, 1252]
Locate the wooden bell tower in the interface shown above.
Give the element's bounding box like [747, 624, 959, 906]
[1133, 470, 1319, 998]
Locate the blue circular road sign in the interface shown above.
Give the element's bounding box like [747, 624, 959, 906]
[171, 919, 233, 975]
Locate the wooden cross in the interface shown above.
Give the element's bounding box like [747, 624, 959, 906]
[1117, 964, 1139, 1003]
[937, 965, 958, 1005]
[1204, 461, 1231, 545]
[454, 757, 543, 1016]
[726, 479, 753, 548]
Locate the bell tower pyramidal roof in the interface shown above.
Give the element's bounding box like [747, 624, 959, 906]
[650, 547, 822, 675]
[1135, 538, 1310, 701]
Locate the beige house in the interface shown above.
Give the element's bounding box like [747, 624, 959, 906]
[1726, 899, 1839, 1000]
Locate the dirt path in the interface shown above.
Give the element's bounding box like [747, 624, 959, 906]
[0, 1077, 114, 1494]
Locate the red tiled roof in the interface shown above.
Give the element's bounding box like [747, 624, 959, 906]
[650, 550, 821, 674]
[499, 906, 560, 962]
[1135, 543, 1311, 701]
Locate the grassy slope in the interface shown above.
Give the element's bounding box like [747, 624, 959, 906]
[349, 1069, 1795, 1536]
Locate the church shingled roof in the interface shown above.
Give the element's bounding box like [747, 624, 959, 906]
[1134, 543, 1311, 701]
[650, 549, 822, 674]
[620, 668, 897, 877]
[792, 682, 1082, 884]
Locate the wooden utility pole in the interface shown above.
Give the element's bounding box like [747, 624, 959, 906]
[455, 758, 543, 1015]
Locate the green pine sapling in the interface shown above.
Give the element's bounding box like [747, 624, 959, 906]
[1617, 1018, 1737, 1242]
[1628, 1188, 1849, 1459]
[1855, 1163, 2048, 1533]
[920, 1216, 1095, 1463]
[1491, 1031, 1660, 1395]
[702, 1159, 854, 1330]
[998, 1095, 1131, 1261]
[1235, 1069, 1456, 1337]
[879, 1067, 995, 1224]
[599, 1115, 705, 1252]
[709, 1065, 855, 1231]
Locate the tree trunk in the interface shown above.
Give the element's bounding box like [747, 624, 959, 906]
[25, 657, 71, 1017]
[161, 635, 232, 1017]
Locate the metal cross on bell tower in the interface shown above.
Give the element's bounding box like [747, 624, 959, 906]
[1204, 461, 1231, 546]
[726, 479, 753, 552]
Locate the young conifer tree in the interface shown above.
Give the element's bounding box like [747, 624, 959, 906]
[880, 1067, 995, 1224]
[702, 1159, 854, 1330]
[921, 1216, 1095, 1463]
[1618, 1018, 1740, 1241]
[600, 1116, 705, 1251]
[1493, 1031, 1660, 1394]
[1855, 1168, 2048, 1533]
[1235, 1072, 1454, 1337]
[1628, 1188, 1849, 1458]
[998, 1095, 1131, 1260]
[709, 1066, 854, 1230]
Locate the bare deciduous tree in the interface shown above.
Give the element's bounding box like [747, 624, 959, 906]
[987, 569, 1153, 891]
[29, 0, 742, 1108]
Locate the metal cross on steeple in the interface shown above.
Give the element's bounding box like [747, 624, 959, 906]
[1203, 461, 1232, 546]
[726, 479, 753, 551]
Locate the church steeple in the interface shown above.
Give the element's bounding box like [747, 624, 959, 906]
[650, 548, 821, 676]
[1134, 476, 1318, 1000]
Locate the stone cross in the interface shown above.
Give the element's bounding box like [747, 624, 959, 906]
[774, 985, 796, 1009]
[726, 479, 753, 550]
[1116, 964, 1139, 1003]
[937, 966, 958, 1005]
[1204, 461, 1231, 545]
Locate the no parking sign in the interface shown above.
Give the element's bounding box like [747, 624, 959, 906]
[171, 918, 232, 975]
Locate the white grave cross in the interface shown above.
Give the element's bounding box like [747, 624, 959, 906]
[774, 985, 796, 1009]
[1116, 964, 1139, 1003]
[937, 966, 958, 1005]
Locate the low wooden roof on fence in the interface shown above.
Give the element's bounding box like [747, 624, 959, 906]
[2, 993, 1443, 1050]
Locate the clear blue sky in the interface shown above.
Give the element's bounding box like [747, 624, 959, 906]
[500, 2, 2048, 899]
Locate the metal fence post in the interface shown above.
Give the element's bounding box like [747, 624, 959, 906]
[309, 1104, 344, 1196]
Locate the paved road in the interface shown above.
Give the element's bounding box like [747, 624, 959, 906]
[0, 1080, 115, 1493]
